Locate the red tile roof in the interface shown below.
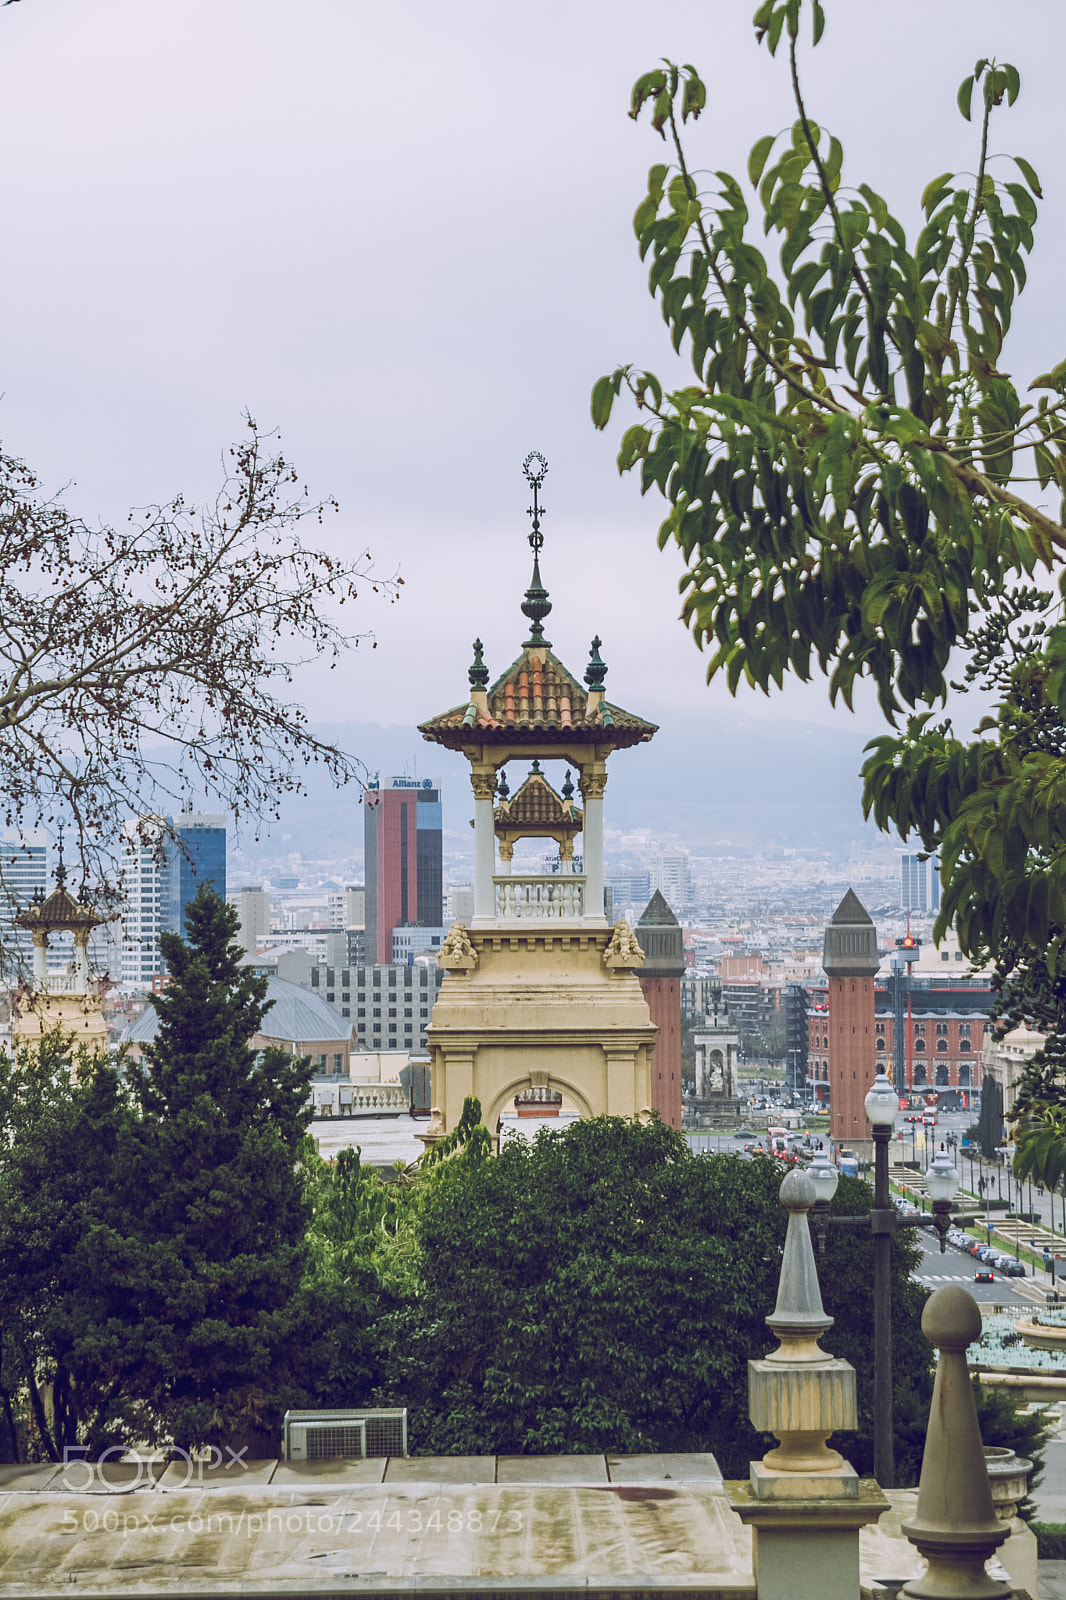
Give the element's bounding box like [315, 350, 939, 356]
[420, 647, 657, 751]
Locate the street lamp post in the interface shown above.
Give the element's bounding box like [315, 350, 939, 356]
[864, 1072, 899, 1488]
[811, 1073, 964, 1493]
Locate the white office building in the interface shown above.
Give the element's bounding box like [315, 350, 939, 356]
[0, 837, 48, 977]
[900, 853, 941, 914]
[392, 925, 447, 963]
[229, 885, 271, 956]
[117, 820, 168, 991]
[446, 885, 474, 924]
[650, 851, 692, 914]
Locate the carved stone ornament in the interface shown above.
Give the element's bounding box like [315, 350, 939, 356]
[438, 921, 479, 971]
[578, 771, 608, 800]
[470, 771, 497, 801]
[603, 919, 644, 971]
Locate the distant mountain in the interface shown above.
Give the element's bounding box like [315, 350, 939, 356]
[234, 708, 880, 868]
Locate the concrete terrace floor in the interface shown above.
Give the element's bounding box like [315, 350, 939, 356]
[0, 1455, 1038, 1599]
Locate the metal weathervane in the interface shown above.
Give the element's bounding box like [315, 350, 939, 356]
[523, 451, 548, 554]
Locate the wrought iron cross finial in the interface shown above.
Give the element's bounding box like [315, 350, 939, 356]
[523, 451, 548, 554]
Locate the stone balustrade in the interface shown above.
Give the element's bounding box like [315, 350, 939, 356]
[311, 1083, 409, 1118]
[494, 874, 585, 920]
[36, 973, 84, 995]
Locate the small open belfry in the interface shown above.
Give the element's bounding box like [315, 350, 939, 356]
[11, 843, 109, 1055]
[419, 453, 659, 1136]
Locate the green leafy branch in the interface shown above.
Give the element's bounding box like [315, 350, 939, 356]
[595, 0, 1066, 988]
[594, 5, 1064, 729]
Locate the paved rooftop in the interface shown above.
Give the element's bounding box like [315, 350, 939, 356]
[311, 1115, 427, 1167]
[0, 1456, 1032, 1598]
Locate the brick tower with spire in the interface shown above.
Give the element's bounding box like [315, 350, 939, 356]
[822, 888, 881, 1160]
[635, 891, 684, 1129]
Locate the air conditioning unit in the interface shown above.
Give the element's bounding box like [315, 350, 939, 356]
[282, 1407, 408, 1461]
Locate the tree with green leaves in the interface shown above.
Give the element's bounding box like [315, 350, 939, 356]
[375, 1116, 931, 1475]
[298, 1095, 493, 1411]
[592, 4, 1066, 1016]
[0, 1034, 135, 1459]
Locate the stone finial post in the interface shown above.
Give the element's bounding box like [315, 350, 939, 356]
[901, 1286, 1010, 1600]
[753, 1167, 856, 1478]
[726, 1169, 888, 1600]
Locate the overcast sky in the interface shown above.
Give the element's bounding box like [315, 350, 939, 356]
[3, 0, 1065, 749]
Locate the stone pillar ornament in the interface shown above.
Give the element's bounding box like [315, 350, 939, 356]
[752, 1167, 858, 1481]
[901, 1287, 1010, 1600]
[470, 769, 496, 921]
[32, 927, 48, 984]
[578, 767, 607, 924]
[726, 1164, 888, 1600]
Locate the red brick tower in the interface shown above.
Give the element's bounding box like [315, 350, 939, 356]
[635, 891, 684, 1129]
[822, 888, 881, 1159]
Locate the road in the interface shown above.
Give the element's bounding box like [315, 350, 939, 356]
[910, 1229, 1032, 1307]
[894, 1106, 1063, 1214]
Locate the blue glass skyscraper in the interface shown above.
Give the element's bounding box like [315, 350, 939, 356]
[166, 813, 226, 939]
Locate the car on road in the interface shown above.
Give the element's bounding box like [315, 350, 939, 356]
[922, 1113, 937, 1126]
[998, 1259, 1027, 1277]
[975, 1269, 995, 1282]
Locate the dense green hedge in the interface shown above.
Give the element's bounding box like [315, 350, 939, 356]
[1032, 1522, 1066, 1559]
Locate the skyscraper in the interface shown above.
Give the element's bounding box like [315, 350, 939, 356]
[901, 853, 940, 913]
[119, 819, 168, 990]
[229, 885, 270, 957]
[649, 851, 691, 914]
[167, 814, 227, 939]
[363, 778, 443, 967]
[900, 854, 926, 913]
[119, 814, 227, 991]
[0, 838, 48, 976]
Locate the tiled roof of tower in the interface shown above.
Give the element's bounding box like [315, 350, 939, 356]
[15, 884, 104, 931]
[419, 647, 658, 751]
[496, 769, 582, 833]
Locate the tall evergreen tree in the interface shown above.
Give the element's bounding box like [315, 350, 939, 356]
[0, 1035, 134, 1459]
[101, 886, 323, 1448]
[978, 1073, 1004, 1159]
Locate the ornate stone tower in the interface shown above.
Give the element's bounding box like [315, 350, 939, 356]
[12, 854, 109, 1057]
[822, 888, 880, 1159]
[418, 455, 658, 1137]
[635, 891, 684, 1129]
[691, 985, 742, 1127]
